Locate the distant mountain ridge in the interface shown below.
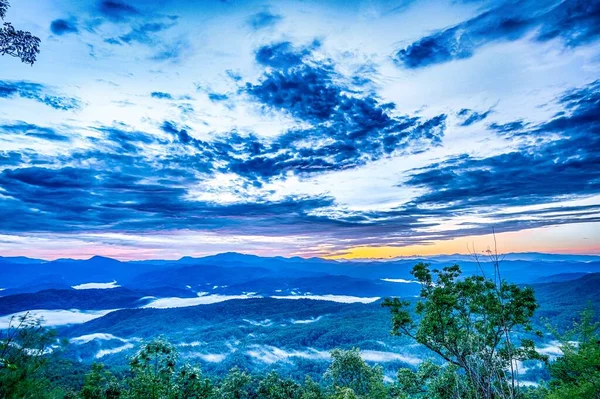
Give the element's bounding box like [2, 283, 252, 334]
[2, 252, 600, 297]
[5, 251, 599, 264]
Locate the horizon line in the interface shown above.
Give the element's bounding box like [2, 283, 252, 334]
[2, 250, 599, 263]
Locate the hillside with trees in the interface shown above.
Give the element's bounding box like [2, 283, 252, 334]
[1, 261, 598, 398]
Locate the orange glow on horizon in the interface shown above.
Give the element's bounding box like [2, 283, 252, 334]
[325, 225, 600, 259]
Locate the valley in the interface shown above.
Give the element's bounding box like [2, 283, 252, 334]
[1, 252, 598, 387]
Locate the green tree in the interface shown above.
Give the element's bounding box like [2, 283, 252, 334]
[300, 376, 327, 399]
[383, 262, 546, 399]
[0, 312, 58, 398]
[126, 337, 178, 399]
[257, 371, 302, 399]
[124, 337, 214, 398]
[0, 0, 41, 64]
[173, 363, 214, 399]
[324, 348, 388, 399]
[80, 363, 122, 399]
[331, 387, 359, 399]
[391, 360, 473, 399]
[217, 367, 256, 399]
[545, 308, 600, 398]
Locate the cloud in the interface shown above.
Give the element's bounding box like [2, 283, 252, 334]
[247, 10, 283, 30]
[72, 280, 120, 289]
[457, 108, 492, 126]
[208, 92, 228, 102]
[394, 0, 600, 68]
[0, 156, 342, 234]
[0, 151, 24, 166]
[50, 18, 79, 35]
[255, 41, 316, 69]
[95, 123, 160, 153]
[142, 294, 258, 309]
[405, 79, 600, 210]
[238, 54, 446, 183]
[0, 122, 71, 141]
[90, 1, 186, 63]
[98, 0, 140, 22]
[150, 38, 190, 63]
[147, 46, 447, 187]
[108, 20, 177, 46]
[0, 80, 82, 110]
[271, 295, 380, 304]
[0, 309, 114, 327]
[151, 91, 174, 100]
[0, 38, 597, 253]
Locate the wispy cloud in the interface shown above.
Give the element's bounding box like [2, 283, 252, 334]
[394, 0, 600, 69]
[247, 10, 283, 30]
[0, 80, 81, 110]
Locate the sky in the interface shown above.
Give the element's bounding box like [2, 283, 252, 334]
[0, 0, 599, 260]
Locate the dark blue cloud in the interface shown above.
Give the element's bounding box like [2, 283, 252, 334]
[0, 152, 23, 166]
[255, 41, 314, 69]
[160, 120, 195, 145]
[0, 80, 82, 111]
[108, 20, 176, 46]
[151, 91, 173, 100]
[536, 0, 600, 47]
[93, 0, 184, 63]
[0, 149, 444, 244]
[208, 92, 228, 102]
[405, 80, 600, 210]
[95, 124, 160, 153]
[457, 108, 492, 126]
[104, 38, 122, 45]
[98, 0, 139, 21]
[239, 59, 446, 183]
[226, 70, 242, 82]
[488, 120, 529, 135]
[0, 122, 70, 142]
[0, 162, 342, 234]
[50, 18, 79, 35]
[130, 47, 447, 186]
[395, 0, 600, 68]
[0, 81, 596, 243]
[247, 10, 282, 30]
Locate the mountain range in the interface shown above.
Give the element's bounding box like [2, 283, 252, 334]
[1, 251, 598, 379]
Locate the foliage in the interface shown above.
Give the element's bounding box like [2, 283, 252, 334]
[544, 308, 600, 398]
[79, 363, 121, 399]
[0, 263, 598, 399]
[257, 371, 302, 399]
[383, 262, 547, 398]
[301, 376, 327, 399]
[0, 0, 40, 64]
[124, 337, 215, 399]
[0, 312, 59, 398]
[390, 360, 468, 399]
[174, 363, 214, 399]
[217, 367, 256, 399]
[324, 348, 388, 399]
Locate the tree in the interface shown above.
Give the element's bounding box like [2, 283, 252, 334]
[545, 308, 600, 398]
[217, 367, 256, 399]
[173, 363, 214, 399]
[0, 0, 40, 65]
[300, 376, 327, 399]
[257, 371, 302, 399]
[383, 262, 546, 399]
[391, 360, 466, 399]
[126, 337, 178, 399]
[324, 348, 388, 399]
[0, 312, 58, 398]
[80, 363, 122, 399]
